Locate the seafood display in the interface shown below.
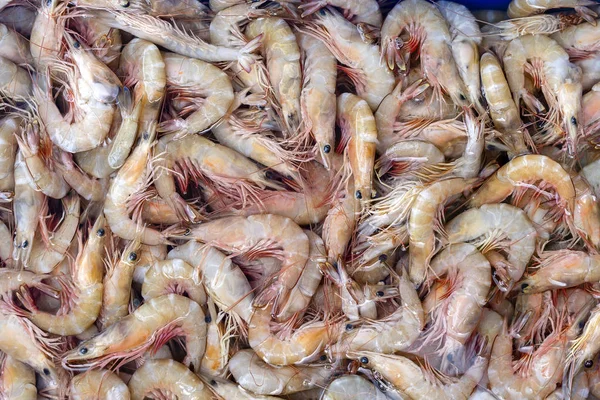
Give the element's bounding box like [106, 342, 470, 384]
[3, 0, 600, 399]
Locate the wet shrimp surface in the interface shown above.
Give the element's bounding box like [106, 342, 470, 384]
[2, 0, 600, 398]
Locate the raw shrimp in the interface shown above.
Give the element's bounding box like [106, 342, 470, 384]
[28, 191, 80, 274]
[299, 0, 382, 34]
[302, 7, 394, 110]
[200, 298, 228, 377]
[107, 88, 142, 170]
[246, 17, 301, 134]
[573, 172, 600, 248]
[322, 375, 389, 400]
[454, 108, 484, 179]
[229, 349, 335, 395]
[167, 240, 254, 324]
[0, 23, 33, 65]
[18, 215, 106, 335]
[63, 294, 206, 373]
[141, 258, 206, 305]
[297, 31, 336, 168]
[0, 355, 37, 400]
[380, 0, 470, 107]
[29, 0, 64, 72]
[128, 359, 212, 400]
[351, 351, 487, 400]
[408, 177, 475, 285]
[437, 1, 485, 114]
[56, 152, 106, 202]
[204, 376, 283, 400]
[552, 21, 600, 61]
[99, 239, 141, 329]
[0, 116, 19, 196]
[0, 270, 56, 297]
[159, 52, 234, 137]
[71, 16, 122, 70]
[337, 93, 377, 205]
[503, 34, 583, 154]
[119, 38, 165, 104]
[338, 273, 423, 353]
[0, 57, 31, 99]
[132, 243, 168, 286]
[508, 0, 597, 21]
[445, 203, 537, 287]
[69, 369, 130, 400]
[322, 182, 360, 263]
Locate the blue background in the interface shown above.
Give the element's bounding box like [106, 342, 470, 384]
[449, 0, 512, 9]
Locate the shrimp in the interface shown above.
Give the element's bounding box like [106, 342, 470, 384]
[119, 38, 165, 104]
[63, 294, 206, 373]
[127, 359, 212, 400]
[28, 191, 80, 274]
[489, 328, 567, 399]
[503, 34, 583, 154]
[301, 7, 394, 111]
[90, 7, 261, 72]
[55, 152, 106, 202]
[322, 181, 360, 263]
[480, 52, 529, 156]
[248, 302, 338, 365]
[552, 21, 600, 61]
[13, 151, 45, 266]
[507, 0, 598, 22]
[99, 239, 141, 329]
[132, 243, 168, 286]
[337, 272, 423, 354]
[104, 124, 167, 245]
[297, 31, 336, 168]
[0, 23, 33, 65]
[408, 177, 476, 285]
[245, 17, 301, 134]
[69, 369, 130, 400]
[200, 298, 228, 377]
[0, 116, 19, 197]
[437, 1, 486, 114]
[573, 172, 600, 248]
[337, 93, 377, 205]
[18, 215, 106, 336]
[159, 52, 234, 137]
[0, 270, 57, 297]
[0, 355, 37, 400]
[229, 349, 335, 395]
[445, 204, 537, 287]
[71, 16, 122, 70]
[299, 0, 382, 34]
[322, 375, 390, 400]
[380, 0, 469, 107]
[0, 57, 31, 99]
[351, 351, 487, 400]
[424, 244, 491, 370]
[167, 240, 255, 324]
[15, 120, 69, 199]
[107, 89, 142, 170]
[141, 258, 207, 305]
[29, 0, 65, 72]
[204, 376, 284, 400]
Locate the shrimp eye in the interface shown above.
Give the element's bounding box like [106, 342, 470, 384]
[128, 252, 137, 261]
[360, 356, 369, 364]
[45, 0, 52, 6]
[210, 379, 217, 385]
[96, 228, 105, 237]
[376, 290, 385, 297]
[43, 368, 51, 376]
[585, 360, 594, 369]
[355, 190, 362, 199]
[22, 240, 28, 248]
[204, 315, 212, 323]
[345, 324, 354, 331]
[73, 41, 80, 49]
[320, 354, 327, 361]
[378, 254, 388, 262]
[571, 116, 578, 126]
[459, 94, 466, 101]
[318, 8, 326, 16]
[323, 144, 331, 154]
[142, 132, 149, 140]
[120, 0, 130, 7]
[184, 228, 191, 236]
[132, 298, 142, 308]
[579, 320, 586, 330]
[520, 283, 529, 291]
[79, 347, 88, 355]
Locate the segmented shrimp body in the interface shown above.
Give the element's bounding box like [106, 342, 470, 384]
[0, 116, 18, 196]
[1, 355, 37, 400]
[0, 57, 31, 99]
[322, 375, 390, 400]
[0, 23, 33, 65]
[69, 369, 130, 400]
[141, 258, 206, 305]
[508, 0, 598, 21]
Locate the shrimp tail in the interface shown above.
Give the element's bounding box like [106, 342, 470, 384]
[574, 5, 598, 25]
[237, 34, 263, 73]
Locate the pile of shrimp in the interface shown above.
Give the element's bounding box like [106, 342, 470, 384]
[4, 0, 600, 398]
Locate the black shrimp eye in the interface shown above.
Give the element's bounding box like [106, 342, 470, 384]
[579, 320, 586, 330]
[73, 41, 80, 49]
[204, 315, 212, 323]
[355, 190, 362, 199]
[79, 347, 88, 355]
[128, 252, 137, 261]
[120, 0, 130, 7]
[376, 290, 385, 297]
[43, 368, 51, 376]
[571, 116, 578, 126]
[320, 354, 327, 361]
[378, 254, 388, 262]
[142, 132, 149, 140]
[210, 379, 217, 385]
[520, 283, 529, 291]
[345, 324, 354, 331]
[96, 228, 105, 237]
[360, 356, 369, 364]
[318, 8, 326, 16]
[184, 228, 191, 236]
[46, 0, 52, 6]
[459, 94, 467, 101]
[585, 359, 594, 369]
[323, 144, 331, 154]
[22, 240, 28, 248]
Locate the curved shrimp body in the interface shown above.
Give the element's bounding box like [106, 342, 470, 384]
[0, 56, 31, 99]
[0, 116, 18, 194]
[300, 0, 382, 29]
[99, 239, 142, 329]
[141, 258, 206, 305]
[246, 17, 301, 134]
[519, 250, 600, 293]
[128, 359, 212, 400]
[119, 38, 166, 104]
[229, 349, 335, 395]
[29, 0, 64, 72]
[322, 375, 389, 400]
[489, 331, 567, 399]
[380, 0, 469, 107]
[552, 21, 600, 59]
[248, 303, 335, 365]
[305, 7, 394, 110]
[63, 294, 206, 372]
[159, 52, 234, 137]
[408, 177, 475, 285]
[337, 93, 377, 205]
[470, 155, 575, 214]
[0, 23, 33, 65]
[427, 244, 491, 364]
[297, 31, 336, 168]
[508, 0, 598, 18]
[56, 152, 106, 202]
[0, 270, 54, 296]
[69, 369, 130, 400]
[340, 273, 423, 353]
[445, 203, 537, 286]
[352, 352, 487, 400]
[503, 34, 583, 153]
[22, 215, 106, 336]
[204, 377, 283, 400]
[73, 16, 122, 70]
[322, 181, 360, 262]
[1, 355, 37, 400]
